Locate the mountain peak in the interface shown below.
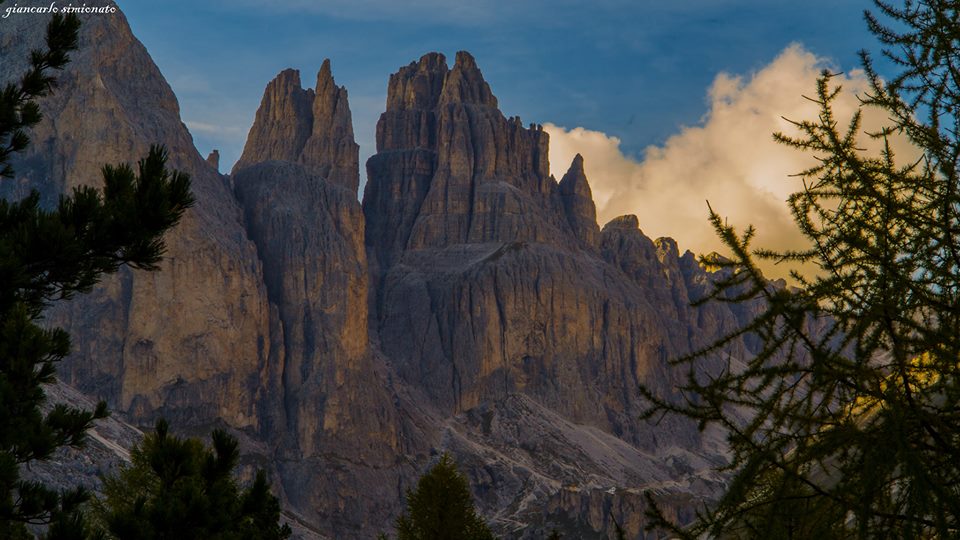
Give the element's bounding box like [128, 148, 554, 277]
[559, 154, 590, 195]
[234, 61, 359, 191]
[441, 50, 497, 107]
[604, 214, 641, 230]
[206, 149, 220, 171]
[315, 58, 334, 92]
[454, 50, 478, 69]
[233, 68, 313, 173]
[418, 52, 448, 71]
[382, 52, 448, 116]
[571, 153, 585, 170]
[274, 68, 303, 89]
[306, 59, 359, 191]
[366, 51, 560, 266]
[559, 154, 599, 247]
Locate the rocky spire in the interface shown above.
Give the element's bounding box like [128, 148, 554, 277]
[439, 51, 498, 107]
[363, 51, 563, 270]
[376, 52, 448, 153]
[233, 69, 314, 172]
[385, 53, 448, 112]
[301, 59, 360, 191]
[559, 153, 599, 248]
[233, 60, 359, 192]
[206, 149, 220, 171]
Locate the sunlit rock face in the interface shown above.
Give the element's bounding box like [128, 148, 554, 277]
[229, 62, 405, 533]
[363, 51, 739, 437]
[1, 4, 275, 432]
[3, 6, 767, 536]
[360, 51, 761, 538]
[2, 8, 400, 533]
[232, 60, 360, 193]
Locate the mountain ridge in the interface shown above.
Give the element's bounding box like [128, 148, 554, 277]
[0, 4, 762, 537]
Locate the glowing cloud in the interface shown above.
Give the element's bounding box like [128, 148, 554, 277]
[546, 44, 906, 278]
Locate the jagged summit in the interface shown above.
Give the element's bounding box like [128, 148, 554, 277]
[439, 50, 498, 107]
[365, 50, 563, 268]
[382, 52, 447, 115]
[559, 154, 600, 247]
[603, 214, 641, 230]
[382, 51, 497, 116]
[316, 58, 333, 86]
[232, 68, 312, 172]
[233, 60, 359, 192]
[569, 152, 585, 172]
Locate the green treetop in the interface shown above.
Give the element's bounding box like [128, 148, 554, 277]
[96, 419, 291, 540]
[388, 454, 495, 540]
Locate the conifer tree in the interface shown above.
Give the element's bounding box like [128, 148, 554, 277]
[390, 454, 495, 540]
[0, 8, 193, 538]
[641, 1, 960, 538]
[97, 419, 292, 540]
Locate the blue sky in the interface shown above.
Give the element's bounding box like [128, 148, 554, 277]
[121, 0, 877, 179]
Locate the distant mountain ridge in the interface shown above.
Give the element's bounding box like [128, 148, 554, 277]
[1, 3, 765, 537]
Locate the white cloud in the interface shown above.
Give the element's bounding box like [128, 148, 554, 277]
[546, 44, 911, 279]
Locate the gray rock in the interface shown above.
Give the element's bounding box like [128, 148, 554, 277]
[1, 0, 275, 433]
[233, 60, 359, 192]
[206, 149, 220, 170]
[559, 153, 600, 248]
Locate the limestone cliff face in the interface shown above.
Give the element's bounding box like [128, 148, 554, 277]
[1, 3, 276, 431]
[598, 217, 764, 381]
[361, 52, 764, 537]
[233, 62, 359, 192]
[363, 52, 718, 445]
[231, 159, 405, 533]
[364, 52, 573, 271]
[231, 64, 408, 533]
[233, 161, 372, 449]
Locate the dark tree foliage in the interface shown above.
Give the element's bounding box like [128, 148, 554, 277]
[641, 1, 960, 538]
[0, 8, 77, 180]
[389, 454, 494, 540]
[0, 8, 194, 539]
[96, 419, 291, 540]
